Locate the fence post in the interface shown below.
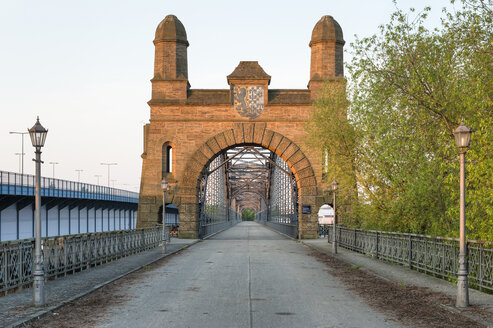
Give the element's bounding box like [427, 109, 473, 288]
[408, 235, 413, 269]
[479, 244, 482, 292]
[376, 231, 379, 259]
[354, 229, 357, 251]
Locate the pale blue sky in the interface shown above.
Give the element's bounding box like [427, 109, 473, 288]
[0, 0, 456, 190]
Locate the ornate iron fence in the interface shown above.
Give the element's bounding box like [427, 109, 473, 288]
[324, 225, 492, 293]
[0, 227, 161, 295]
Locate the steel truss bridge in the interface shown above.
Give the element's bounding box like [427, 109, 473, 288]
[198, 146, 298, 238]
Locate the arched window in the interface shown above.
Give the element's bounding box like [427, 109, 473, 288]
[162, 142, 173, 177]
[167, 145, 172, 173]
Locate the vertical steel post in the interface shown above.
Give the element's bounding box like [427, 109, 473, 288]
[33, 148, 45, 306]
[456, 151, 469, 307]
[332, 190, 337, 254]
[162, 189, 166, 253]
[21, 133, 25, 175]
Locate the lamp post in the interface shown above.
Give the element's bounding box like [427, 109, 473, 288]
[453, 121, 472, 308]
[9, 131, 28, 175]
[75, 169, 83, 183]
[49, 162, 59, 180]
[28, 117, 48, 307]
[94, 174, 102, 185]
[161, 178, 170, 252]
[331, 180, 338, 254]
[100, 162, 117, 187]
[15, 152, 25, 173]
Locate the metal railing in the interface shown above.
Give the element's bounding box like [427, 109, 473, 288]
[263, 221, 298, 238]
[0, 227, 162, 295]
[0, 170, 139, 203]
[323, 225, 493, 293]
[256, 211, 298, 238]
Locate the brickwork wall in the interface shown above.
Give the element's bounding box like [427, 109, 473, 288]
[138, 102, 326, 238]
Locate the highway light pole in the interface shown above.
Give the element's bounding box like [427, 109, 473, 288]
[453, 121, 472, 308]
[49, 162, 59, 180]
[75, 169, 83, 183]
[15, 152, 25, 173]
[9, 131, 28, 175]
[28, 117, 48, 306]
[100, 162, 117, 187]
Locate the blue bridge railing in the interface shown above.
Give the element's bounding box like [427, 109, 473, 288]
[0, 171, 139, 203]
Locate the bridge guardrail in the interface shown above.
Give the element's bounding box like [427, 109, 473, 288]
[256, 212, 298, 238]
[0, 227, 161, 296]
[0, 170, 139, 203]
[322, 225, 493, 293]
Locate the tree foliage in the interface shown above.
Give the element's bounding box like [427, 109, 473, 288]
[307, 0, 493, 240]
[242, 209, 255, 221]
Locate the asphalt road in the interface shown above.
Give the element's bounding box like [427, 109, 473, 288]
[95, 222, 401, 328]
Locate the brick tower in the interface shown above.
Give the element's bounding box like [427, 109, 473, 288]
[137, 15, 345, 239]
[152, 15, 189, 100]
[308, 15, 345, 97]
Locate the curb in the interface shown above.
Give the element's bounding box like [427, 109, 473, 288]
[256, 222, 297, 241]
[8, 240, 199, 328]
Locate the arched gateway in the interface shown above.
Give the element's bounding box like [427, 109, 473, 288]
[137, 14, 345, 238]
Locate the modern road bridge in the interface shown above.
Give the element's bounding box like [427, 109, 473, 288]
[0, 170, 140, 241]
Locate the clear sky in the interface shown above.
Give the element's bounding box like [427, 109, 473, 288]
[0, 0, 455, 191]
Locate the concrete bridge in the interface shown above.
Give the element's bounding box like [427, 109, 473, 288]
[0, 170, 139, 241]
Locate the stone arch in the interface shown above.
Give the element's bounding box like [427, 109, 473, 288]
[181, 123, 316, 190]
[177, 122, 318, 239]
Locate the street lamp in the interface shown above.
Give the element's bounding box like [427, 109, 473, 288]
[15, 152, 25, 173]
[10, 131, 28, 175]
[161, 178, 170, 252]
[48, 162, 59, 180]
[331, 180, 339, 254]
[100, 163, 117, 187]
[28, 117, 48, 307]
[75, 169, 83, 183]
[453, 120, 472, 308]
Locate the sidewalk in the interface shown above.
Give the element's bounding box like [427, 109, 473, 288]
[303, 238, 493, 326]
[0, 238, 198, 328]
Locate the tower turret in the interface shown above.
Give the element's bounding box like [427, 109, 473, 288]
[308, 15, 345, 96]
[152, 15, 189, 100]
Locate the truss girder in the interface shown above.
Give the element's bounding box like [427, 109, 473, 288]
[199, 146, 298, 235]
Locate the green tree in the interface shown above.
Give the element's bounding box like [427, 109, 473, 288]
[308, 0, 493, 240]
[242, 209, 255, 221]
[305, 80, 358, 226]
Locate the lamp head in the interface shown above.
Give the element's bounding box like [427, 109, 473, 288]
[161, 178, 170, 191]
[331, 180, 339, 191]
[453, 120, 472, 149]
[28, 117, 48, 148]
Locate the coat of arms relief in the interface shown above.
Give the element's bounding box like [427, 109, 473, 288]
[233, 86, 264, 119]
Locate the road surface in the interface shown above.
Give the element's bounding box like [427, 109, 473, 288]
[94, 222, 400, 328]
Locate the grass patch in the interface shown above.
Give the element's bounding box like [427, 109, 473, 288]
[347, 265, 361, 270]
